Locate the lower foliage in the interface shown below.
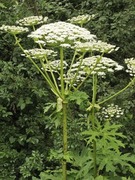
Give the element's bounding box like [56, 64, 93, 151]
[31, 121, 135, 180]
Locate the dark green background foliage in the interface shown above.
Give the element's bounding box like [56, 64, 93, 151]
[0, 0, 135, 179]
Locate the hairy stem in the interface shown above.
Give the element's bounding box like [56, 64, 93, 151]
[91, 74, 97, 128]
[62, 101, 68, 180]
[60, 47, 65, 96]
[92, 74, 97, 177]
[59, 47, 68, 179]
[93, 140, 97, 177]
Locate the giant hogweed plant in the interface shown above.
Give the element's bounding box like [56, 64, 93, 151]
[1, 15, 135, 179]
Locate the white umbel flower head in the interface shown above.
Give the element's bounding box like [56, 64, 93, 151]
[101, 104, 124, 119]
[63, 56, 123, 85]
[125, 58, 135, 76]
[22, 48, 57, 59]
[16, 16, 48, 26]
[0, 25, 29, 34]
[68, 55, 123, 80]
[43, 60, 68, 72]
[28, 21, 96, 46]
[74, 41, 119, 53]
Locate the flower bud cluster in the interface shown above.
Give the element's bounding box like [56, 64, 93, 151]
[68, 14, 95, 25]
[125, 58, 135, 77]
[0, 25, 29, 34]
[74, 40, 119, 53]
[28, 21, 96, 45]
[16, 16, 48, 26]
[22, 48, 57, 59]
[101, 104, 124, 119]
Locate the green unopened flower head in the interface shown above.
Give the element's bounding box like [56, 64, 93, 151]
[125, 58, 135, 76]
[16, 16, 48, 26]
[68, 14, 95, 25]
[0, 25, 29, 34]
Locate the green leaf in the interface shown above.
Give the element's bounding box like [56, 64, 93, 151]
[40, 171, 62, 180]
[32, 177, 40, 180]
[43, 102, 56, 113]
[0, 3, 6, 8]
[17, 97, 26, 110]
[9, 136, 16, 144]
[95, 175, 109, 180]
[68, 90, 89, 105]
[122, 177, 131, 180]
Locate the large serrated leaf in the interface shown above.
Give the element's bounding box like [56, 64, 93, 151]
[68, 90, 89, 105]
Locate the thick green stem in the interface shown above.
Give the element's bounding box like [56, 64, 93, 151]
[59, 47, 68, 179]
[91, 74, 97, 128]
[91, 74, 97, 177]
[93, 140, 97, 178]
[62, 101, 68, 180]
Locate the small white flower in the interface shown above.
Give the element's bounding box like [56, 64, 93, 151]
[35, 40, 46, 46]
[107, 68, 114, 72]
[97, 72, 106, 76]
[60, 43, 71, 48]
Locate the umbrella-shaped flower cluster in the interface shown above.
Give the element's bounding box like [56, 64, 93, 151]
[16, 16, 48, 26]
[28, 21, 96, 45]
[22, 48, 57, 59]
[74, 41, 119, 53]
[64, 56, 123, 84]
[0, 25, 29, 34]
[101, 104, 124, 119]
[43, 60, 68, 73]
